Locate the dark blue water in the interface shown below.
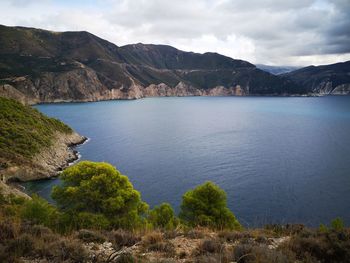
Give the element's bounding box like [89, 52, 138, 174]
[24, 96, 350, 227]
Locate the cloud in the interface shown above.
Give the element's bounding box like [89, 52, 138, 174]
[0, 0, 349, 66]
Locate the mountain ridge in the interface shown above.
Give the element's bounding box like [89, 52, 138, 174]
[282, 61, 350, 95]
[0, 24, 348, 103]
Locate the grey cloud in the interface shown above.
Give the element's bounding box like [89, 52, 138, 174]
[0, 0, 349, 65]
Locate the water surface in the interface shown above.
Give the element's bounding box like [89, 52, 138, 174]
[24, 96, 350, 227]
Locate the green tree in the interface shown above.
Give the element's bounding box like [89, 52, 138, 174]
[179, 181, 241, 230]
[52, 161, 149, 229]
[148, 203, 178, 230]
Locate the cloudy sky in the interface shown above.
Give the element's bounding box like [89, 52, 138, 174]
[1, 0, 349, 66]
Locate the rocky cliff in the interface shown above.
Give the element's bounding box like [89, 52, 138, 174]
[0, 25, 305, 103]
[0, 97, 86, 183]
[283, 61, 350, 95]
[2, 132, 86, 182]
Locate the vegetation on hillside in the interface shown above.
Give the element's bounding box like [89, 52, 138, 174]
[0, 161, 349, 262]
[0, 97, 72, 163]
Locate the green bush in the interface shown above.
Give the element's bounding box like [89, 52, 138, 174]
[331, 217, 344, 231]
[179, 181, 241, 230]
[148, 203, 178, 230]
[20, 194, 59, 228]
[52, 161, 149, 229]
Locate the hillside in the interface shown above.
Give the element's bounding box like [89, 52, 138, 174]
[0, 97, 85, 183]
[1, 162, 349, 263]
[283, 61, 350, 95]
[0, 25, 305, 104]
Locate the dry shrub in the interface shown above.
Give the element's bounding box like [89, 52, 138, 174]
[28, 224, 53, 237]
[149, 241, 175, 255]
[196, 239, 223, 255]
[163, 229, 179, 239]
[111, 230, 141, 249]
[115, 252, 137, 263]
[5, 234, 34, 258]
[142, 231, 175, 255]
[142, 231, 163, 246]
[195, 254, 221, 263]
[219, 230, 253, 243]
[233, 244, 295, 263]
[77, 229, 106, 243]
[184, 229, 205, 239]
[0, 219, 18, 241]
[40, 238, 89, 262]
[285, 229, 350, 263]
[264, 224, 305, 236]
[254, 235, 271, 244]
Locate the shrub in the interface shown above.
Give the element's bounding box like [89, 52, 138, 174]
[331, 217, 344, 231]
[111, 230, 141, 249]
[179, 181, 241, 230]
[196, 239, 223, 255]
[115, 252, 137, 263]
[20, 194, 59, 228]
[233, 244, 295, 263]
[142, 231, 163, 246]
[148, 241, 175, 254]
[218, 230, 252, 243]
[6, 234, 34, 258]
[286, 228, 350, 263]
[0, 219, 18, 241]
[26, 224, 53, 237]
[43, 238, 89, 262]
[148, 203, 178, 230]
[52, 161, 149, 230]
[184, 229, 205, 239]
[77, 229, 106, 243]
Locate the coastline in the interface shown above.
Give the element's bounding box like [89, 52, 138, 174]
[18, 136, 89, 198]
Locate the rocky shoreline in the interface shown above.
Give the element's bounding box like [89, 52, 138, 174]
[2, 132, 87, 183]
[1, 132, 87, 198]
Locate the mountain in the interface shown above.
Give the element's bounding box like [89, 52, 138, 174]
[283, 61, 350, 95]
[0, 25, 305, 103]
[256, 64, 300, 75]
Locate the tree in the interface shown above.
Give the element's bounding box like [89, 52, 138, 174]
[52, 161, 148, 229]
[148, 203, 178, 230]
[179, 181, 241, 230]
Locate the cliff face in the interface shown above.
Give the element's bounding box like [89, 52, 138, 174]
[2, 132, 86, 182]
[0, 25, 304, 103]
[0, 97, 86, 182]
[283, 61, 350, 95]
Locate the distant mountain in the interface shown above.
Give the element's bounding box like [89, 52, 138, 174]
[283, 61, 350, 95]
[256, 64, 300, 75]
[0, 25, 306, 103]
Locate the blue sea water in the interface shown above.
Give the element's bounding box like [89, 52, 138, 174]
[24, 96, 350, 227]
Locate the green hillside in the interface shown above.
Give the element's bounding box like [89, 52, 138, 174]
[0, 97, 72, 163]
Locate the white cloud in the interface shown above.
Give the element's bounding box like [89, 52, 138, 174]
[0, 0, 349, 66]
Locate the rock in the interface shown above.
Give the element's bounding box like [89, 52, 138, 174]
[2, 132, 86, 182]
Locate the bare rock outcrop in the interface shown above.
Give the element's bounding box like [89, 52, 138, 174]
[2, 132, 86, 182]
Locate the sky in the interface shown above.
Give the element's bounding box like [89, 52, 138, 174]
[1, 0, 350, 66]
